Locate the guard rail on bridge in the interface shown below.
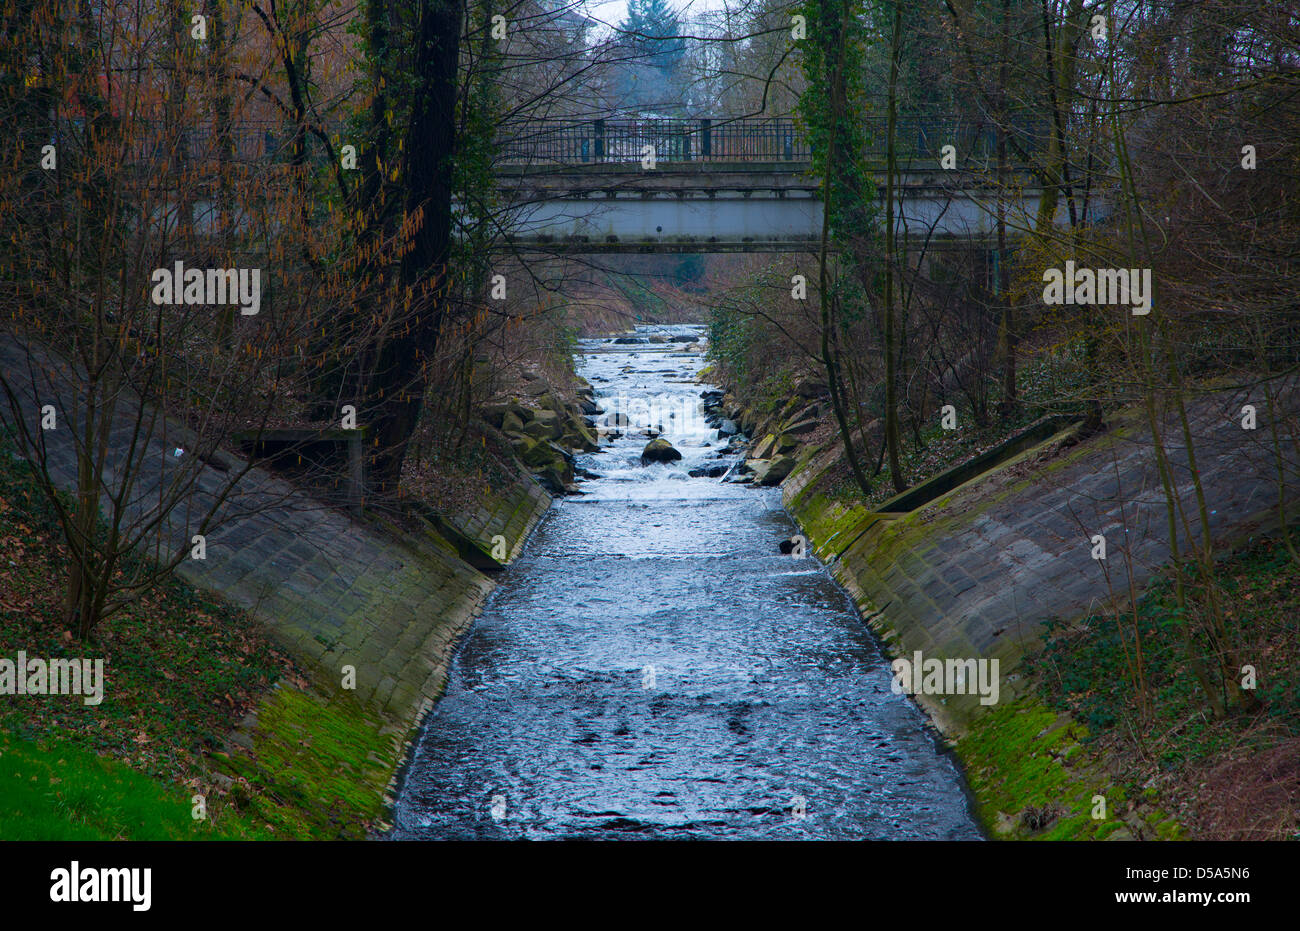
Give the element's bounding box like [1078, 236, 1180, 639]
[56, 114, 1056, 251]
[498, 116, 1044, 166]
[65, 114, 1043, 170]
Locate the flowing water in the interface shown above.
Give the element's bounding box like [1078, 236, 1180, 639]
[390, 324, 980, 840]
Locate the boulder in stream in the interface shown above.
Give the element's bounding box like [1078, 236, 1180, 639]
[641, 438, 683, 465]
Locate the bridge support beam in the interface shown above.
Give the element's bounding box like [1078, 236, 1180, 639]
[488, 162, 1079, 254]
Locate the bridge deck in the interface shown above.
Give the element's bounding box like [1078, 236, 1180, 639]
[87, 115, 1062, 252]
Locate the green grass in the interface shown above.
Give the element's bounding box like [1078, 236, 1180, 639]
[0, 441, 294, 785]
[0, 683, 411, 841]
[0, 729, 263, 840]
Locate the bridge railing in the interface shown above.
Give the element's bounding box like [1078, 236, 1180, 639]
[497, 116, 1046, 166]
[78, 114, 1045, 170]
[497, 118, 809, 164]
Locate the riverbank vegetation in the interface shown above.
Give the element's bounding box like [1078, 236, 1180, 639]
[0, 440, 403, 838]
[1031, 535, 1300, 840]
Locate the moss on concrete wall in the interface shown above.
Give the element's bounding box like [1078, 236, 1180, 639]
[777, 419, 1206, 839]
[182, 468, 553, 837]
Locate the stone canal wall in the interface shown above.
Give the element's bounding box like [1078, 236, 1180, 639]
[757, 378, 1300, 838]
[781, 386, 1298, 732]
[179, 463, 552, 727]
[1, 333, 561, 829]
[1, 335, 554, 731]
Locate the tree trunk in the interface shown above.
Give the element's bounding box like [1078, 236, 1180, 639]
[883, 1, 905, 492]
[995, 0, 1016, 419]
[365, 0, 465, 496]
[817, 2, 873, 499]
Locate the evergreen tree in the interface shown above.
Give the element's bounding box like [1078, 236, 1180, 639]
[619, 0, 686, 73]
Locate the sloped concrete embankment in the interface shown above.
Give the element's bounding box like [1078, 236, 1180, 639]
[183, 468, 551, 726]
[773, 383, 1299, 838]
[0, 334, 553, 823]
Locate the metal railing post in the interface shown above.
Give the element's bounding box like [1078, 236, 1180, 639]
[594, 119, 605, 161]
[701, 118, 711, 159]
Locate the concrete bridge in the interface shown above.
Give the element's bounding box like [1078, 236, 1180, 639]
[106, 115, 1072, 252]
[493, 117, 1063, 254]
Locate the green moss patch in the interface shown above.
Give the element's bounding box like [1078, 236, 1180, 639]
[955, 697, 1175, 840]
[210, 685, 401, 839]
